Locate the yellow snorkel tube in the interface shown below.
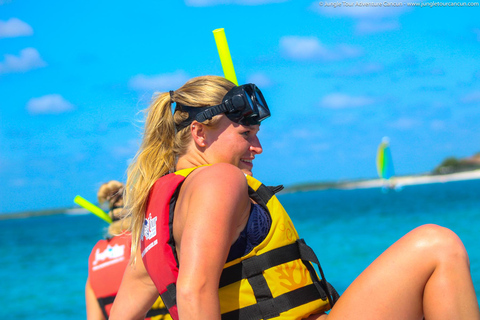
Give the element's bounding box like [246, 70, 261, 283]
[74, 29, 236, 224]
[74, 195, 112, 224]
[213, 28, 238, 85]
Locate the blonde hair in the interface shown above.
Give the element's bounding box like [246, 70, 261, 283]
[97, 180, 130, 236]
[125, 75, 236, 259]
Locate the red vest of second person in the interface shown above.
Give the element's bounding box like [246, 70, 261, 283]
[88, 234, 130, 316]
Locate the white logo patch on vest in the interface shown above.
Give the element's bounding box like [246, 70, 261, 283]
[92, 244, 126, 271]
[141, 213, 158, 257]
[142, 213, 157, 240]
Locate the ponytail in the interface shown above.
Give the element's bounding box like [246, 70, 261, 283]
[124, 76, 236, 261]
[97, 180, 130, 237]
[125, 91, 176, 258]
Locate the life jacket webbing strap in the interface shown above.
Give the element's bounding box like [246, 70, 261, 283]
[255, 184, 275, 203]
[97, 295, 115, 319]
[145, 307, 170, 318]
[297, 239, 338, 307]
[168, 183, 183, 266]
[246, 272, 279, 319]
[267, 185, 284, 194]
[247, 184, 282, 211]
[161, 283, 177, 311]
[219, 239, 338, 319]
[248, 187, 268, 211]
[221, 283, 324, 320]
[220, 240, 307, 288]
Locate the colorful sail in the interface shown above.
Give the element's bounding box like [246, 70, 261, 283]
[376, 137, 395, 180]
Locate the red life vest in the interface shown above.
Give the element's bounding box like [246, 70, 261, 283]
[89, 233, 172, 319]
[89, 234, 130, 318]
[141, 172, 185, 320]
[141, 168, 339, 320]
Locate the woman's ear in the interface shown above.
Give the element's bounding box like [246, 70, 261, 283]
[191, 121, 207, 147]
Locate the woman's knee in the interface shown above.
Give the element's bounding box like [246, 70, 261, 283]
[410, 224, 469, 266]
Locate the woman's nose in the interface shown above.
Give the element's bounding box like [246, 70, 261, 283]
[250, 137, 263, 155]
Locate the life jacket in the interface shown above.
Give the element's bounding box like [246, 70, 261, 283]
[88, 234, 171, 319]
[89, 234, 130, 318]
[141, 167, 339, 320]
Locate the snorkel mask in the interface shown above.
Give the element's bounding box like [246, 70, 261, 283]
[174, 83, 270, 131]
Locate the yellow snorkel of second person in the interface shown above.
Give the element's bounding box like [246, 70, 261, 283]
[74, 195, 112, 224]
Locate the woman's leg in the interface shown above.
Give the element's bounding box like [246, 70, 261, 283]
[326, 224, 479, 320]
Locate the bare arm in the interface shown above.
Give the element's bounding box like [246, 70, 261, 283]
[86, 278, 105, 320]
[109, 247, 159, 320]
[175, 164, 251, 320]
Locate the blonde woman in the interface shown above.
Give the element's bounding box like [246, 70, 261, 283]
[86, 180, 170, 320]
[110, 76, 479, 320]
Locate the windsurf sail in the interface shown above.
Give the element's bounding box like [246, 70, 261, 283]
[376, 137, 395, 180]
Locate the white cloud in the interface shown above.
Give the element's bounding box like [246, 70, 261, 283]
[27, 94, 75, 115]
[280, 36, 362, 61]
[129, 70, 190, 91]
[460, 90, 480, 104]
[0, 18, 33, 38]
[389, 117, 421, 130]
[334, 63, 384, 77]
[310, 1, 410, 35]
[356, 20, 400, 34]
[320, 93, 375, 108]
[185, 0, 286, 6]
[0, 48, 47, 74]
[246, 73, 273, 87]
[291, 129, 313, 139]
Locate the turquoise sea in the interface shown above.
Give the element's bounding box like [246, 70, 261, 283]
[1, 179, 479, 319]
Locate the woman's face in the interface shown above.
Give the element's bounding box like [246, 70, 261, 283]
[204, 116, 263, 176]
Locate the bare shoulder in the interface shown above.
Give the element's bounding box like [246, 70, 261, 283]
[189, 163, 248, 190]
[181, 163, 250, 211]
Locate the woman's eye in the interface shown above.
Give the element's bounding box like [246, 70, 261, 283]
[241, 131, 250, 136]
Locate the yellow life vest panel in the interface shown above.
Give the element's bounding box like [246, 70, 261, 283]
[142, 166, 338, 320]
[218, 174, 337, 320]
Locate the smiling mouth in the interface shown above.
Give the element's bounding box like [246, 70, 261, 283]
[241, 159, 253, 164]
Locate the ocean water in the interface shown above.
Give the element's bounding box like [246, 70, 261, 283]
[1, 179, 479, 319]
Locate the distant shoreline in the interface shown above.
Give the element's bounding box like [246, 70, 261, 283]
[2, 170, 480, 220]
[0, 207, 89, 221]
[283, 169, 480, 193]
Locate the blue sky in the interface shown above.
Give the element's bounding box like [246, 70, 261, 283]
[1, 0, 480, 213]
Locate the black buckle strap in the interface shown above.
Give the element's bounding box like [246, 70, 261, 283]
[160, 283, 177, 310]
[247, 183, 283, 213]
[97, 295, 115, 319]
[221, 283, 324, 320]
[267, 185, 284, 194]
[297, 239, 338, 307]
